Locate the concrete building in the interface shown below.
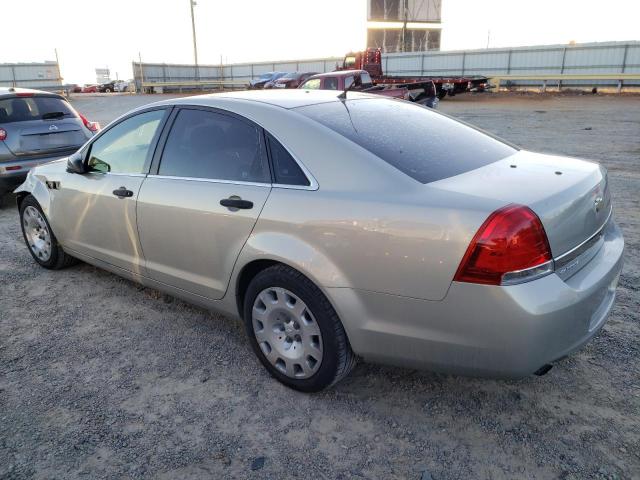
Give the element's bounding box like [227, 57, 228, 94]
[366, 0, 442, 53]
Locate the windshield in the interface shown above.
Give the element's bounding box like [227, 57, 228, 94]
[0, 96, 76, 123]
[344, 56, 356, 68]
[295, 98, 517, 184]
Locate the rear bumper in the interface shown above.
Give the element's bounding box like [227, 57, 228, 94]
[0, 155, 69, 193]
[328, 220, 624, 378]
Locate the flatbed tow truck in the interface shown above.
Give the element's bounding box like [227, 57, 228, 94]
[339, 48, 490, 100]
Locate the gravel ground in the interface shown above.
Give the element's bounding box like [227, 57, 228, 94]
[1, 93, 639, 480]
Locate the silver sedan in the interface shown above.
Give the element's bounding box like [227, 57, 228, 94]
[15, 90, 624, 391]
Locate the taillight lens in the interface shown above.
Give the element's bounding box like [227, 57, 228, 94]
[78, 113, 100, 133]
[454, 204, 553, 286]
[0, 128, 6, 141]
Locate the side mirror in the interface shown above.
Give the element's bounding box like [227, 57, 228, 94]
[66, 151, 86, 174]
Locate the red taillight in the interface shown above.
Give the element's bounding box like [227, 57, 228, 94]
[454, 204, 553, 286]
[78, 113, 100, 133]
[16, 92, 34, 97]
[0, 128, 6, 141]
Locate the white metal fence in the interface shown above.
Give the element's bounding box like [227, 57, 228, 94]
[135, 40, 640, 90]
[0, 62, 63, 90]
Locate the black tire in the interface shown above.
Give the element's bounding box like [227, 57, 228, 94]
[104, 88, 112, 93]
[19, 195, 78, 270]
[243, 264, 356, 392]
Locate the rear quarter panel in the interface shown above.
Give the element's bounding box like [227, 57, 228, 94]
[244, 186, 501, 301]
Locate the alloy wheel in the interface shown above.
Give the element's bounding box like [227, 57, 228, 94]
[22, 206, 52, 262]
[252, 287, 323, 379]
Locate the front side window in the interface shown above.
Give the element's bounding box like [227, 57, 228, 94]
[324, 77, 339, 90]
[87, 109, 165, 174]
[301, 78, 321, 90]
[159, 109, 270, 183]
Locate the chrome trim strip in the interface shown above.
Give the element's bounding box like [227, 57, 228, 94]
[501, 260, 555, 286]
[86, 171, 148, 177]
[554, 206, 613, 269]
[146, 174, 272, 188]
[146, 175, 319, 191]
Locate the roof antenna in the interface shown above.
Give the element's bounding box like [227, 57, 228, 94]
[337, 78, 357, 101]
[337, 80, 358, 133]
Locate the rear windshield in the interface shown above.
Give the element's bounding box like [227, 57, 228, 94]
[295, 99, 516, 184]
[0, 96, 75, 123]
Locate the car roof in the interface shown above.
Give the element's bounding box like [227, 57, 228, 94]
[0, 87, 60, 98]
[161, 89, 383, 110]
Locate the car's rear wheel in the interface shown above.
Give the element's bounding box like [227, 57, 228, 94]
[243, 265, 356, 392]
[20, 195, 77, 269]
[104, 88, 112, 93]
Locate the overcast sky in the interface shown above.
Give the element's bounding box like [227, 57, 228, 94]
[3, 0, 639, 84]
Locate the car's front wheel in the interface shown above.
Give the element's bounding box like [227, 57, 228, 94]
[243, 265, 356, 392]
[20, 195, 77, 269]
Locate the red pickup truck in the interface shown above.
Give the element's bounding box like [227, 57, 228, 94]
[299, 69, 438, 107]
[298, 69, 426, 101]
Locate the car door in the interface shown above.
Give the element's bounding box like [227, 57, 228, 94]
[136, 107, 272, 300]
[53, 108, 169, 274]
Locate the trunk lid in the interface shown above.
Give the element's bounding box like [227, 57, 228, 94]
[1, 118, 86, 158]
[432, 150, 611, 257]
[0, 94, 88, 160]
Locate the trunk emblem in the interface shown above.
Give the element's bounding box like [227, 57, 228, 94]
[594, 196, 604, 213]
[49, 125, 58, 131]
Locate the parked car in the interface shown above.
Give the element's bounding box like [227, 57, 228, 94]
[114, 80, 130, 92]
[0, 87, 99, 196]
[81, 84, 98, 93]
[249, 72, 287, 89]
[299, 70, 413, 102]
[98, 81, 117, 93]
[262, 72, 289, 89]
[66, 84, 82, 93]
[15, 91, 623, 392]
[272, 72, 319, 89]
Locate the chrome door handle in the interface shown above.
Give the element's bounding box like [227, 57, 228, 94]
[220, 197, 253, 209]
[112, 187, 133, 198]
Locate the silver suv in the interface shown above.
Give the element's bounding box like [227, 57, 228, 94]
[0, 87, 99, 196]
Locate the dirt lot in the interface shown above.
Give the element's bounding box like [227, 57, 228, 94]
[1, 93, 639, 480]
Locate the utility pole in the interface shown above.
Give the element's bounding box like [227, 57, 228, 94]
[190, 0, 199, 81]
[54, 48, 62, 83]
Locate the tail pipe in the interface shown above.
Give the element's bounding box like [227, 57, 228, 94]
[534, 364, 553, 376]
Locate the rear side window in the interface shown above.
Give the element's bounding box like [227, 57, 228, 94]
[295, 99, 517, 184]
[159, 109, 270, 183]
[0, 96, 75, 123]
[266, 133, 310, 186]
[324, 77, 339, 90]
